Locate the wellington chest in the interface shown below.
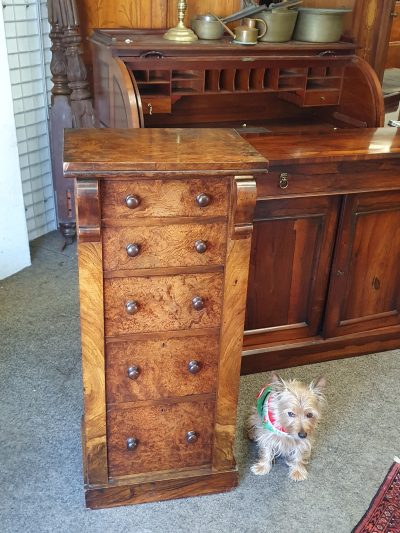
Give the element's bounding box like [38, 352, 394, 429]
[63, 128, 267, 508]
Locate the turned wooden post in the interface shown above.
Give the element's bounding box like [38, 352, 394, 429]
[48, 0, 70, 98]
[59, 0, 95, 127]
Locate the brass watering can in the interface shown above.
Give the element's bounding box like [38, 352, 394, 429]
[218, 16, 267, 44]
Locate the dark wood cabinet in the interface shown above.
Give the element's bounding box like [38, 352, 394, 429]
[245, 195, 340, 344]
[324, 191, 400, 338]
[243, 128, 400, 374]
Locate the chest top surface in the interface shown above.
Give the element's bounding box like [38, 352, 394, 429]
[63, 128, 268, 174]
[245, 127, 400, 166]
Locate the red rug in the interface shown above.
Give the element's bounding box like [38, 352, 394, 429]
[352, 461, 400, 533]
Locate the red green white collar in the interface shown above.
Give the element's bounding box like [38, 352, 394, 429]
[256, 385, 288, 436]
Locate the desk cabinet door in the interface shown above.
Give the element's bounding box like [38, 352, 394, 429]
[324, 191, 400, 337]
[244, 195, 340, 345]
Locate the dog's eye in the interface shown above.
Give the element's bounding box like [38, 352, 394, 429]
[306, 412, 314, 418]
[288, 412, 296, 418]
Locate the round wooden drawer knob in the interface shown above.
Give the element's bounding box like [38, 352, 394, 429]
[125, 194, 141, 209]
[186, 431, 198, 444]
[127, 437, 139, 450]
[188, 360, 201, 374]
[192, 296, 204, 311]
[125, 300, 139, 315]
[196, 193, 211, 208]
[127, 366, 140, 380]
[194, 240, 207, 253]
[126, 243, 141, 257]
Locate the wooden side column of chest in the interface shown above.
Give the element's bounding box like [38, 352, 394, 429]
[64, 128, 267, 509]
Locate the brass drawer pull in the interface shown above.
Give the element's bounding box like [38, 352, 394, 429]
[194, 240, 207, 253]
[279, 173, 289, 189]
[196, 192, 211, 207]
[127, 437, 139, 451]
[192, 296, 204, 311]
[125, 300, 139, 315]
[186, 431, 198, 444]
[187, 360, 201, 374]
[126, 243, 141, 257]
[127, 366, 140, 380]
[125, 194, 141, 209]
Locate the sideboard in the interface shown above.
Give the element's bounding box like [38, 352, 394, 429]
[242, 127, 400, 374]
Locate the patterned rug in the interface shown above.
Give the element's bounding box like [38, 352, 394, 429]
[352, 461, 400, 533]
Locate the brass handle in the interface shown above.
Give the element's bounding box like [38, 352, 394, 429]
[186, 431, 198, 444]
[127, 437, 138, 450]
[188, 360, 201, 374]
[125, 300, 139, 315]
[125, 194, 141, 209]
[127, 366, 140, 380]
[192, 296, 204, 311]
[140, 51, 165, 59]
[194, 240, 207, 253]
[126, 243, 141, 257]
[196, 193, 211, 208]
[147, 102, 153, 115]
[279, 173, 289, 189]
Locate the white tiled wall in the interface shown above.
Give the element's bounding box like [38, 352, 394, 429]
[3, 0, 55, 240]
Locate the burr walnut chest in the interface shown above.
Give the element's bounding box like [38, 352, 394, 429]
[63, 128, 267, 509]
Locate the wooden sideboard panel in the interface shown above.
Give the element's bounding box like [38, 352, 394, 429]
[245, 196, 340, 344]
[324, 191, 400, 337]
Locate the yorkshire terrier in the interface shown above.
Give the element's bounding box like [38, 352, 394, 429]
[247, 371, 326, 481]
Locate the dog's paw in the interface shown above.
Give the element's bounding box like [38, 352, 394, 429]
[289, 467, 308, 481]
[251, 462, 272, 476]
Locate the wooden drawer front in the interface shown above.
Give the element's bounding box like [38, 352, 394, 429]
[101, 179, 229, 220]
[102, 223, 227, 271]
[258, 161, 400, 199]
[303, 90, 340, 107]
[107, 398, 214, 477]
[104, 272, 224, 336]
[106, 334, 219, 403]
[141, 96, 171, 115]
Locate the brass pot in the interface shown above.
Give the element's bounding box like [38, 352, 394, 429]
[191, 14, 224, 40]
[293, 8, 352, 43]
[255, 9, 298, 43]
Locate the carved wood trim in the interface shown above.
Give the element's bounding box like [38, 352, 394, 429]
[111, 58, 143, 128]
[48, 0, 70, 97]
[75, 179, 101, 242]
[58, 0, 96, 127]
[231, 176, 257, 238]
[77, 241, 108, 485]
[212, 175, 257, 471]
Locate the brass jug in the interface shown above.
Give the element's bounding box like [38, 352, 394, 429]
[220, 16, 267, 44]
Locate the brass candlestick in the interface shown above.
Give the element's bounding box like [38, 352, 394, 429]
[164, 0, 198, 42]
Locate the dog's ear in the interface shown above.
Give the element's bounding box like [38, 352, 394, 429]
[270, 371, 284, 384]
[270, 371, 287, 392]
[310, 376, 326, 399]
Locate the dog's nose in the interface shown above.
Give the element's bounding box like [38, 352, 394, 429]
[298, 431, 307, 439]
